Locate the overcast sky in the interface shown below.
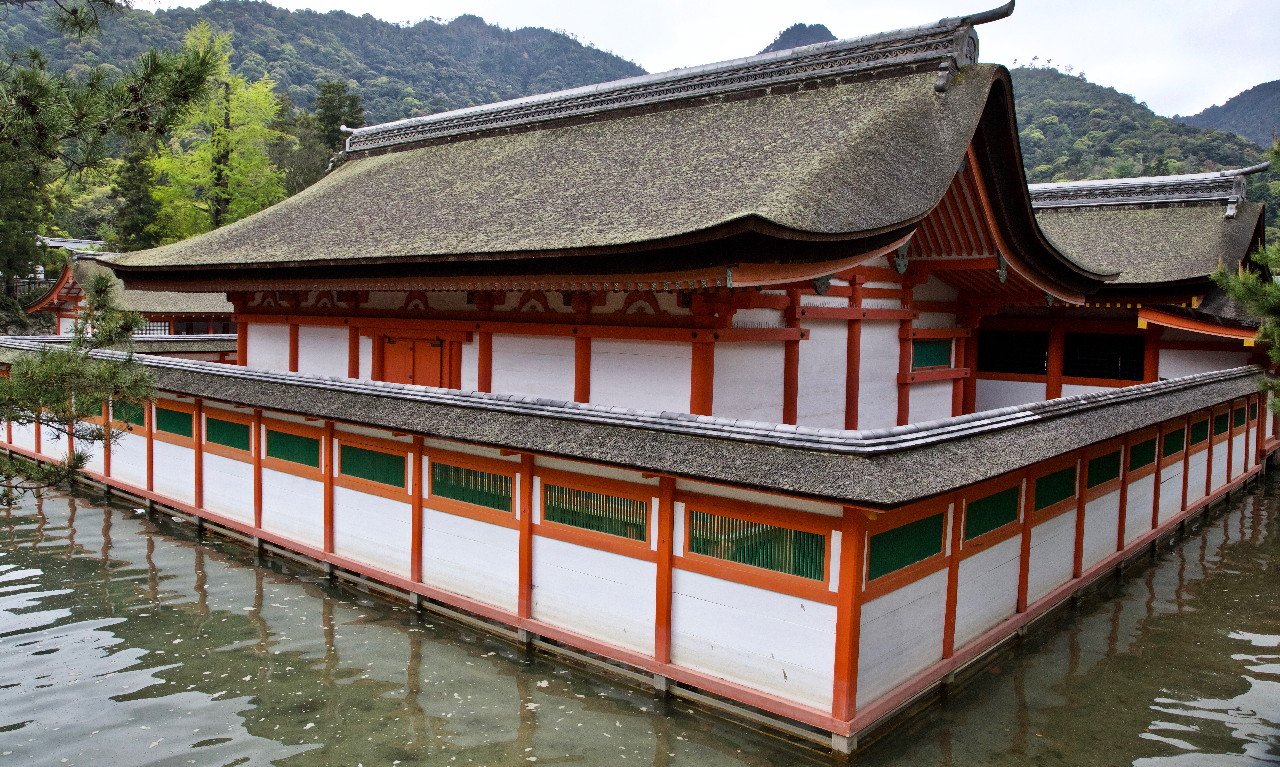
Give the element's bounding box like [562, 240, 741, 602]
[144, 0, 1278, 118]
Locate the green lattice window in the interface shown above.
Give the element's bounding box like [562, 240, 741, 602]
[867, 513, 944, 581]
[432, 462, 512, 511]
[206, 417, 251, 451]
[964, 486, 1019, 540]
[340, 444, 406, 488]
[1213, 413, 1229, 435]
[1087, 451, 1121, 488]
[1249, 403, 1259, 421]
[1128, 439, 1156, 471]
[1190, 419, 1210, 445]
[266, 429, 320, 468]
[688, 511, 825, 580]
[1233, 407, 1247, 428]
[154, 406, 192, 438]
[112, 400, 145, 427]
[1035, 466, 1077, 510]
[1162, 429, 1185, 458]
[543, 485, 647, 541]
[912, 339, 952, 369]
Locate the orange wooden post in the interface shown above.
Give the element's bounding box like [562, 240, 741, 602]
[322, 421, 335, 553]
[411, 437, 424, 582]
[942, 496, 963, 656]
[690, 342, 714, 416]
[517, 453, 535, 619]
[193, 399, 204, 510]
[574, 336, 592, 403]
[236, 320, 248, 366]
[654, 476, 676, 664]
[1016, 476, 1032, 612]
[347, 326, 360, 379]
[831, 508, 866, 721]
[477, 332, 493, 393]
[252, 408, 264, 529]
[288, 323, 300, 373]
[1046, 325, 1065, 400]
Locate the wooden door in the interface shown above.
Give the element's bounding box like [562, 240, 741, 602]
[379, 336, 460, 387]
[412, 340, 445, 387]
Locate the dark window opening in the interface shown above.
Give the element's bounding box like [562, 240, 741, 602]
[975, 330, 1048, 375]
[1063, 333, 1145, 381]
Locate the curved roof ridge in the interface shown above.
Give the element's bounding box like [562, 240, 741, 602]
[1029, 161, 1270, 212]
[346, 2, 1014, 155]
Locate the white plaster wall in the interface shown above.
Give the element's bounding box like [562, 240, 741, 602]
[1212, 444, 1229, 491]
[796, 320, 846, 429]
[1158, 464, 1185, 525]
[908, 380, 952, 425]
[358, 336, 372, 379]
[460, 338, 479, 392]
[1027, 510, 1077, 605]
[671, 569, 835, 710]
[296, 326, 349, 378]
[1061, 384, 1115, 399]
[245, 323, 290, 371]
[590, 340, 691, 413]
[975, 380, 1047, 412]
[857, 321, 901, 430]
[58, 316, 75, 335]
[1158, 349, 1251, 380]
[913, 275, 958, 302]
[1124, 475, 1155, 545]
[1081, 490, 1120, 571]
[1186, 451, 1209, 505]
[421, 509, 519, 612]
[953, 536, 1020, 648]
[82, 438, 104, 474]
[152, 442, 195, 505]
[1234, 432, 1249, 474]
[713, 342, 784, 423]
[531, 536, 655, 655]
[110, 432, 148, 489]
[202, 452, 255, 525]
[259, 468, 324, 550]
[857, 569, 946, 705]
[37, 426, 68, 460]
[490, 334, 575, 402]
[333, 487, 411, 578]
[9, 422, 35, 452]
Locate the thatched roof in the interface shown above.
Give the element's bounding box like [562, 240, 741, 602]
[74, 260, 232, 315]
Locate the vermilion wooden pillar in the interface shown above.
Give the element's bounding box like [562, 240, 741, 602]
[690, 342, 714, 416]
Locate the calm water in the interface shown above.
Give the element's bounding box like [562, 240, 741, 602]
[0, 478, 1276, 767]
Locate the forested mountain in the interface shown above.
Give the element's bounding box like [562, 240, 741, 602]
[1179, 80, 1280, 148]
[759, 24, 836, 54]
[0, 0, 644, 124]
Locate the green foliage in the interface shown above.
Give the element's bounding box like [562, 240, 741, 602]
[150, 22, 285, 239]
[1180, 80, 1280, 148]
[0, 270, 153, 503]
[106, 147, 160, 249]
[0, 1, 645, 125]
[758, 23, 836, 55]
[314, 79, 362, 152]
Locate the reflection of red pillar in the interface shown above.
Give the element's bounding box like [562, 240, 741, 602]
[831, 508, 866, 721]
[690, 342, 714, 416]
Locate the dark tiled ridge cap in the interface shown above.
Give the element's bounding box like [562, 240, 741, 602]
[345, 2, 1014, 154]
[1029, 162, 1270, 211]
[0, 337, 1256, 456]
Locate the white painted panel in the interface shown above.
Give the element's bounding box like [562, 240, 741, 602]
[1158, 464, 1184, 525]
[333, 487, 411, 578]
[110, 432, 148, 489]
[296, 325, 349, 378]
[671, 569, 835, 710]
[1061, 384, 1114, 399]
[202, 453, 255, 524]
[490, 334, 575, 402]
[908, 380, 952, 425]
[82, 438, 105, 474]
[713, 342, 783, 423]
[37, 426, 66, 459]
[531, 536, 655, 655]
[1211, 444, 1229, 491]
[857, 321, 900, 430]
[590, 340, 691, 413]
[975, 379, 1046, 412]
[1158, 349, 1251, 380]
[358, 336, 372, 379]
[954, 536, 1020, 648]
[1186, 450, 1209, 505]
[796, 320, 846, 429]
[9, 422, 35, 452]
[1081, 489, 1120, 570]
[1233, 432, 1248, 474]
[460, 338, 478, 392]
[152, 442, 195, 505]
[1027, 510, 1076, 605]
[421, 509, 519, 612]
[58, 316, 75, 335]
[246, 323, 290, 371]
[857, 569, 946, 705]
[1124, 475, 1155, 545]
[259, 468, 324, 550]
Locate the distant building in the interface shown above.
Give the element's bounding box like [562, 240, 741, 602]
[2, 2, 1271, 751]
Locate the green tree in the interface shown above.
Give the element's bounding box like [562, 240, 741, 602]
[268, 98, 331, 195]
[314, 79, 363, 152]
[151, 22, 286, 240]
[107, 147, 162, 250]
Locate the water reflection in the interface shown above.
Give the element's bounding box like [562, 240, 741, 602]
[0, 479, 1276, 766]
